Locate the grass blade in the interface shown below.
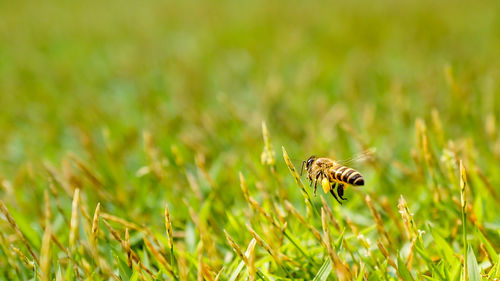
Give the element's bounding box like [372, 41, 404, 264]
[467, 246, 481, 281]
[312, 259, 332, 281]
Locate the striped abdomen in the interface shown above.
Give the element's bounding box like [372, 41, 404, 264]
[328, 165, 364, 186]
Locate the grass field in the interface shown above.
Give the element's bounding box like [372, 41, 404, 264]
[1, 0, 500, 280]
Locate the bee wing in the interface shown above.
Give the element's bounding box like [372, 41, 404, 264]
[338, 147, 376, 165]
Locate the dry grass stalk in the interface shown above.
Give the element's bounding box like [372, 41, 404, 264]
[261, 121, 276, 166]
[48, 178, 70, 226]
[183, 199, 217, 260]
[0, 232, 18, 272]
[101, 212, 140, 230]
[177, 244, 189, 281]
[0, 200, 39, 265]
[41, 191, 53, 281]
[321, 208, 351, 281]
[365, 195, 393, 252]
[284, 201, 324, 247]
[479, 243, 493, 266]
[320, 196, 341, 231]
[282, 146, 315, 217]
[125, 228, 132, 267]
[143, 130, 165, 179]
[91, 203, 101, 250]
[239, 172, 250, 201]
[132, 261, 148, 281]
[197, 242, 204, 281]
[195, 153, 217, 190]
[11, 246, 35, 270]
[246, 224, 282, 266]
[224, 230, 247, 264]
[376, 240, 398, 273]
[405, 237, 417, 269]
[143, 236, 174, 276]
[474, 165, 500, 204]
[260, 122, 287, 201]
[44, 189, 51, 224]
[398, 195, 418, 241]
[459, 160, 468, 281]
[246, 239, 257, 281]
[44, 162, 73, 196]
[40, 230, 52, 280]
[379, 197, 405, 237]
[345, 216, 359, 237]
[431, 109, 445, 144]
[248, 195, 280, 228]
[78, 193, 92, 225]
[102, 220, 154, 278]
[165, 204, 175, 268]
[68, 153, 103, 188]
[69, 188, 80, 249]
[185, 171, 203, 201]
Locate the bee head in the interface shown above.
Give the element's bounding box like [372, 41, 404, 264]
[301, 155, 317, 176]
[305, 156, 317, 169]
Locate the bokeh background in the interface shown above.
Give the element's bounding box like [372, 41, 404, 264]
[1, 0, 499, 171]
[1, 0, 500, 279]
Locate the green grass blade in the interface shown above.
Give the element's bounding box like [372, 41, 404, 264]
[397, 252, 414, 281]
[467, 245, 481, 281]
[312, 259, 332, 281]
[228, 260, 245, 281]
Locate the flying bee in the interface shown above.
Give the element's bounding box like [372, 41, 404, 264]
[301, 153, 368, 204]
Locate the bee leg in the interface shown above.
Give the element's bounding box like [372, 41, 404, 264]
[329, 186, 342, 205]
[313, 173, 321, 196]
[337, 184, 348, 201]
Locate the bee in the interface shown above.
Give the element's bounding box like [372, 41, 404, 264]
[301, 155, 365, 204]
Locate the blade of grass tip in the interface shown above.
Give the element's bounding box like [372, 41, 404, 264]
[40, 222, 52, 281]
[69, 188, 80, 250]
[459, 160, 467, 281]
[165, 204, 176, 274]
[281, 146, 318, 217]
[91, 203, 101, 251]
[246, 239, 257, 281]
[467, 246, 481, 281]
[0, 200, 40, 265]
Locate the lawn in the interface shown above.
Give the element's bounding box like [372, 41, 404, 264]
[1, 0, 500, 280]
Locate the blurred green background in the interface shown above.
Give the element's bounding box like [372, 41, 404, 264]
[1, 0, 500, 279]
[1, 0, 499, 173]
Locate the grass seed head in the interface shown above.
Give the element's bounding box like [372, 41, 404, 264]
[261, 121, 276, 166]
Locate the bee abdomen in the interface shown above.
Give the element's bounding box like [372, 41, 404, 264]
[337, 166, 364, 186]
